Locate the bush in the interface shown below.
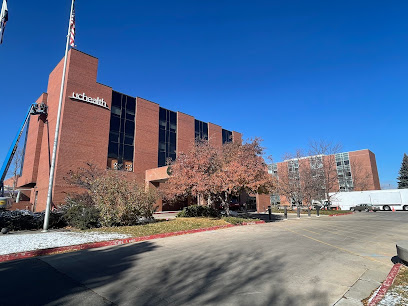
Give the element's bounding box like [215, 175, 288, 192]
[177, 205, 219, 218]
[61, 194, 100, 230]
[91, 175, 156, 227]
[0, 210, 65, 231]
[65, 164, 157, 228]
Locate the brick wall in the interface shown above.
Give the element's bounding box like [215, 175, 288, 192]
[177, 112, 195, 155]
[208, 123, 222, 148]
[18, 93, 47, 187]
[134, 97, 160, 176]
[232, 131, 242, 144]
[19, 49, 243, 212]
[34, 49, 112, 211]
[349, 149, 381, 191]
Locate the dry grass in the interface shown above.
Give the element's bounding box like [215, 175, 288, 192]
[392, 265, 408, 287]
[88, 217, 230, 237]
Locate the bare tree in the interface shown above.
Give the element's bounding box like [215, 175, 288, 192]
[274, 140, 375, 207]
[308, 140, 342, 204]
[276, 150, 307, 207]
[276, 149, 328, 207]
[349, 159, 373, 191]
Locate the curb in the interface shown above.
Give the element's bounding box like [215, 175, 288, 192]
[368, 263, 402, 306]
[329, 212, 354, 217]
[0, 221, 265, 264]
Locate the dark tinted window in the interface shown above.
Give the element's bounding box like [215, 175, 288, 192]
[107, 91, 136, 170]
[195, 119, 208, 141]
[222, 129, 232, 144]
[158, 107, 177, 167]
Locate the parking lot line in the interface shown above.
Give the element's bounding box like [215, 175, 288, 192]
[275, 224, 388, 266]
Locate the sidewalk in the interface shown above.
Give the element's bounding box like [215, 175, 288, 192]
[0, 219, 264, 263]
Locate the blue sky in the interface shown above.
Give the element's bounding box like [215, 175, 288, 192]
[1, 0, 407, 188]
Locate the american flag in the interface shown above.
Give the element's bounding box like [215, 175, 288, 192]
[69, 4, 75, 47]
[0, 0, 8, 44]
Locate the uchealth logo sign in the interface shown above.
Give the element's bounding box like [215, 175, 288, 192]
[69, 92, 109, 110]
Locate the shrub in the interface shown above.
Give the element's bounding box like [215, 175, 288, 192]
[90, 175, 156, 227]
[65, 164, 157, 228]
[177, 205, 219, 218]
[0, 210, 65, 231]
[61, 194, 100, 230]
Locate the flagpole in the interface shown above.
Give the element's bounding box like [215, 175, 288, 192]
[43, 0, 75, 231]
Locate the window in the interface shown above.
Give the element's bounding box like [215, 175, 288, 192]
[310, 155, 323, 169]
[335, 152, 353, 191]
[195, 119, 208, 141]
[107, 91, 135, 171]
[268, 164, 278, 177]
[222, 129, 232, 144]
[158, 107, 177, 167]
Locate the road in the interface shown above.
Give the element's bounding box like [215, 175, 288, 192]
[0, 212, 406, 306]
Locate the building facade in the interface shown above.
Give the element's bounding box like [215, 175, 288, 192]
[268, 149, 381, 207]
[12, 49, 246, 212]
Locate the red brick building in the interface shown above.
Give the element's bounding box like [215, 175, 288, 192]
[267, 149, 381, 208]
[11, 49, 250, 212]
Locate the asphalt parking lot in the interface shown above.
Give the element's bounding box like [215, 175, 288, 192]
[0, 211, 406, 306]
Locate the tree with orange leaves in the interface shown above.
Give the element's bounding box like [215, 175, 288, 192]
[161, 138, 275, 215]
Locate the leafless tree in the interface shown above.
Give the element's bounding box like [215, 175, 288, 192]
[274, 140, 374, 207]
[276, 150, 306, 207]
[349, 159, 373, 191]
[308, 140, 342, 204]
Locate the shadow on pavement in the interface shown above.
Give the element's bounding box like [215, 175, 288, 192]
[0, 241, 157, 306]
[0, 239, 328, 305]
[247, 212, 284, 222]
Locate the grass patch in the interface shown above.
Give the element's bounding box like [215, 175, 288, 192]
[88, 217, 230, 237]
[393, 266, 408, 287]
[86, 216, 261, 237]
[222, 216, 260, 225]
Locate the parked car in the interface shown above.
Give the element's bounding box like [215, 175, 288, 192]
[350, 204, 379, 212]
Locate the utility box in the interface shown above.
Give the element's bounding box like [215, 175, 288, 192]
[0, 197, 12, 210]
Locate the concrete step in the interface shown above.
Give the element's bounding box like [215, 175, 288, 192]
[396, 240, 408, 263]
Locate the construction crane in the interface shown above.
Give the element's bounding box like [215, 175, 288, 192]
[0, 103, 47, 209]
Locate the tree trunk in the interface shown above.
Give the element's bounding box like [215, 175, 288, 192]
[207, 196, 212, 207]
[224, 191, 230, 216]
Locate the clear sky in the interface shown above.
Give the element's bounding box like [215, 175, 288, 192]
[1, 0, 407, 188]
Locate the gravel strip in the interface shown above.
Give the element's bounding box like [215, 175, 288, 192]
[0, 231, 130, 255]
[377, 285, 408, 306]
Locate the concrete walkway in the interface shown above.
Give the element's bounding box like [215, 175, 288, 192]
[0, 212, 406, 305]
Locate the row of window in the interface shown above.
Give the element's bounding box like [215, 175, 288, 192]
[335, 152, 354, 191]
[269, 152, 355, 192]
[268, 164, 278, 176]
[107, 91, 135, 169]
[158, 108, 177, 167]
[107, 94, 233, 170]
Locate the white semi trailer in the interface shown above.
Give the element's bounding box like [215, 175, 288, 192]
[329, 189, 408, 211]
